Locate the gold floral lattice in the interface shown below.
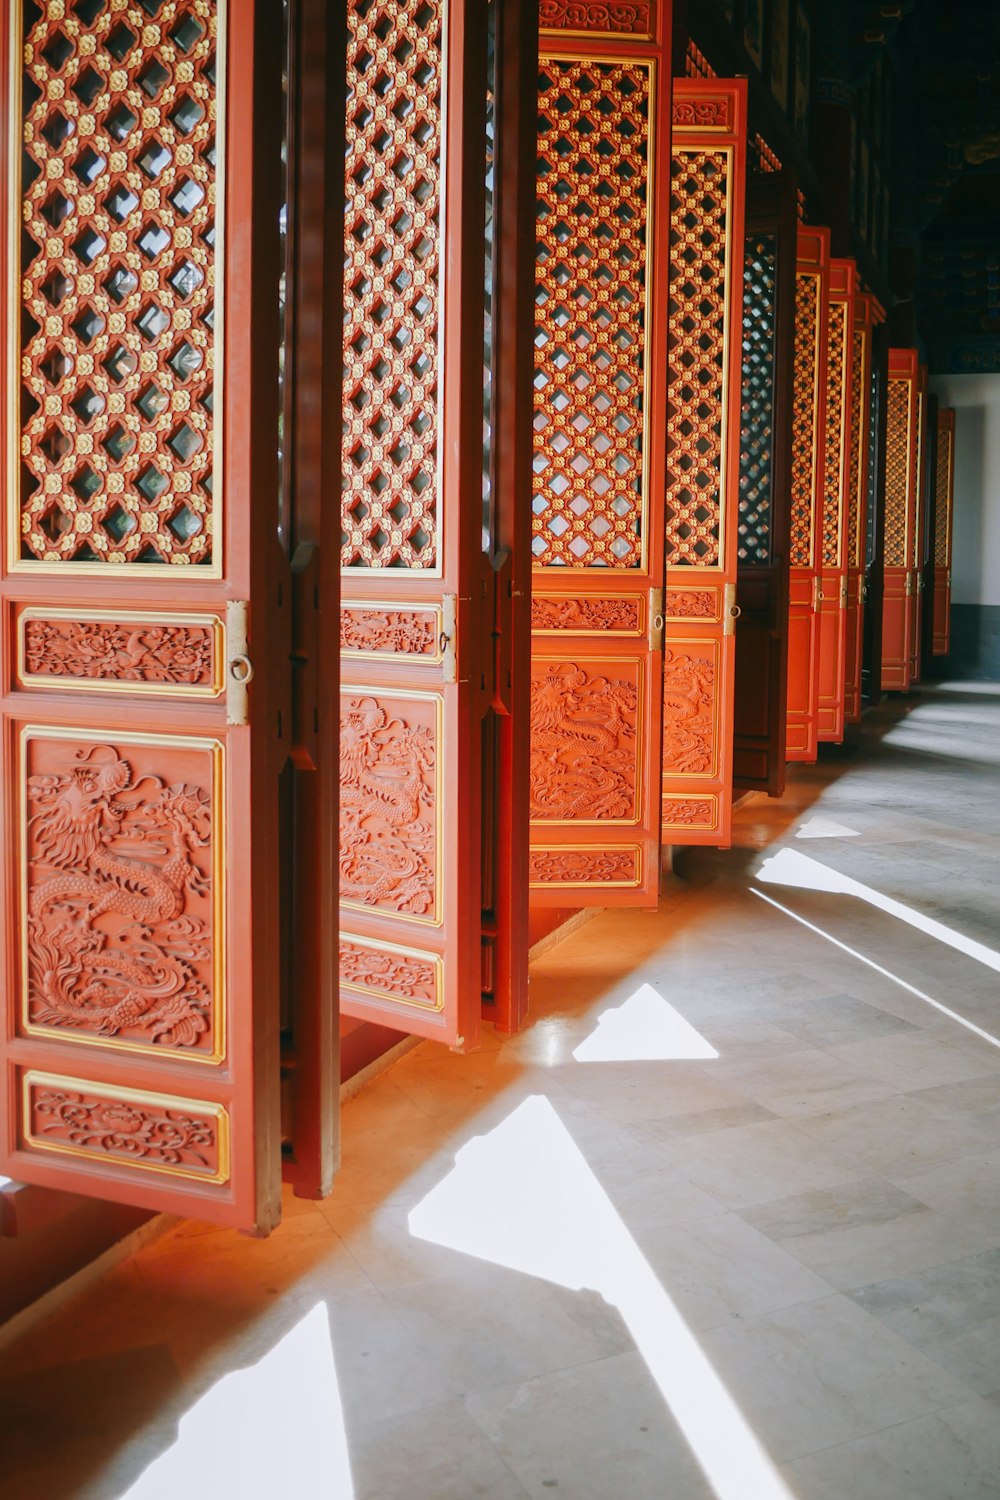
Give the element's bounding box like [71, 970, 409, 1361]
[532, 57, 650, 569]
[664, 149, 730, 567]
[18, 1, 218, 566]
[822, 301, 848, 568]
[789, 270, 819, 569]
[342, 0, 442, 570]
[738, 233, 777, 565]
[847, 327, 866, 569]
[934, 423, 953, 568]
[883, 378, 910, 568]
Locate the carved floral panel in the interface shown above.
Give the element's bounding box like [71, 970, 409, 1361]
[661, 644, 717, 775]
[339, 937, 440, 1010]
[538, 1, 655, 35]
[340, 607, 438, 657]
[664, 589, 718, 619]
[531, 596, 642, 633]
[529, 660, 640, 822]
[340, 693, 439, 920]
[16, 0, 220, 566]
[528, 847, 640, 885]
[661, 795, 716, 827]
[22, 733, 221, 1056]
[20, 612, 219, 691]
[24, 1074, 226, 1180]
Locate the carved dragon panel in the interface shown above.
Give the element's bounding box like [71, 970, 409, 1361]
[22, 734, 220, 1056]
[340, 694, 439, 920]
[20, 613, 218, 691]
[531, 597, 642, 633]
[529, 661, 640, 822]
[24, 1074, 225, 1180]
[661, 646, 716, 775]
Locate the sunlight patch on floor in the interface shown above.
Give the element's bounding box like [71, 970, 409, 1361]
[757, 847, 1000, 975]
[795, 817, 860, 840]
[120, 1303, 354, 1499]
[409, 1095, 796, 1500]
[573, 983, 719, 1062]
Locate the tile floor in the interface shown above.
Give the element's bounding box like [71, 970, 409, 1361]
[2, 682, 1000, 1499]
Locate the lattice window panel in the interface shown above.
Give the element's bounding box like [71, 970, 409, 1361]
[789, 271, 819, 568]
[750, 133, 781, 174]
[913, 393, 925, 568]
[883, 378, 909, 568]
[866, 360, 881, 570]
[532, 58, 650, 569]
[847, 327, 865, 569]
[822, 302, 848, 568]
[342, 0, 442, 570]
[934, 425, 952, 568]
[737, 233, 777, 565]
[16, 1, 219, 566]
[665, 149, 730, 567]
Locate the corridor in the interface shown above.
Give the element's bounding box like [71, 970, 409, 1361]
[2, 683, 1000, 1499]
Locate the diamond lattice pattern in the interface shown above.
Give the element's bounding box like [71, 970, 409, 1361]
[883, 378, 909, 568]
[737, 233, 776, 565]
[789, 270, 819, 569]
[532, 58, 650, 569]
[934, 426, 952, 568]
[665, 149, 730, 567]
[847, 327, 865, 568]
[18, 0, 218, 565]
[342, 0, 442, 569]
[822, 301, 848, 568]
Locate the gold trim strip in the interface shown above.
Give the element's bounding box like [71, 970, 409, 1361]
[21, 1069, 231, 1185]
[18, 725, 227, 1066]
[16, 608, 225, 698]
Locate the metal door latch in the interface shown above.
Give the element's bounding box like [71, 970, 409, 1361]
[723, 581, 741, 636]
[226, 600, 254, 726]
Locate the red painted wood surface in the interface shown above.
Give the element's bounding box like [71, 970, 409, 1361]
[816, 260, 855, 744]
[733, 168, 796, 798]
[786, 226, 830, 762]
[0, 2, 287, 1231]
[880, 348, 919, 691]
[933, 408, 956, 656]
[660, 78, 747, 848]
[529, 6, 673, 904]
[339, 0, 489, 1048]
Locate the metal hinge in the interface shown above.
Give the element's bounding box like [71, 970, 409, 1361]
[723, 581, 741, 636]
[226, 600, 254, 726]
[812, 574, 821, 612]
[916, 573, 924, 594]
[649, 587, 664, 651]
[905, 573, 913, 597]
[840, 579, 848, 609]
[440, 593, 457, 684]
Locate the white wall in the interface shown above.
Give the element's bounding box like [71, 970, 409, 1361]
[930, 373, 1000, 608]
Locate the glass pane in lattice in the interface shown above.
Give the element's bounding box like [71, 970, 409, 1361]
[17, 1, 219, 566]
[738, 233, 776, 565]
[342, 0, 442, 570]
[665, 148, 730, 567]
[822, 302, 847, 567]
[934, 427, 952, 568]
[789, 271, 819, 569]
[847, 328, 865, 569]
[883, 378, 909, 568]
[532, 57, 650, 569]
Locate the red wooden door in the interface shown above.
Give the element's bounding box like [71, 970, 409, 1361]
[844, 290, 880, 724]
[733, 168, 796, 798]
[909, 364, 929, 684]
[661, 77, 747, 848]
[880, 348, 919, 691]
[816, 259, 855, 744]
[1, 1, 288, 1230]
[786, 226, 830, 762]
[933, 408, 956, 655]
[529, 4, 673, 906]
[339, 0, 491, 1048]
